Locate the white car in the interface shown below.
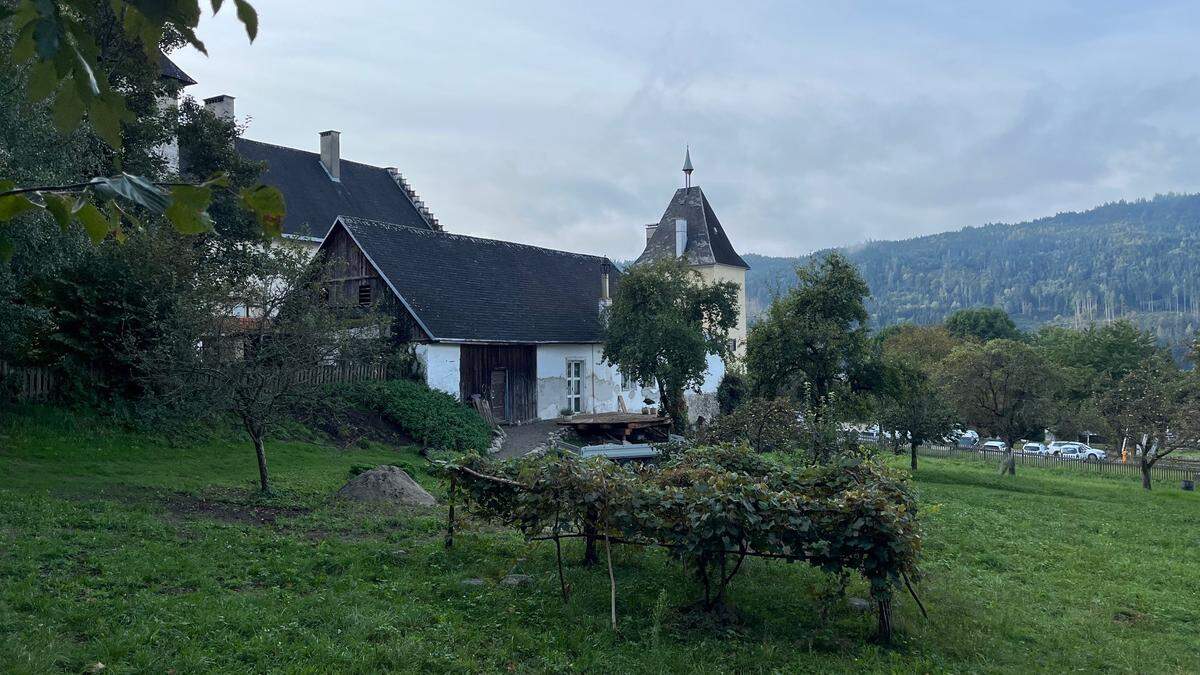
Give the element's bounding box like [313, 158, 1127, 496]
[1047, 441, 1077, 455]
[1059, 444, 1106, 462]
[982, 440, 1008, 452]
[1022, 442, 1049, 455]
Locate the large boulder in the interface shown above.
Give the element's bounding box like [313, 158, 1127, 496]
[336, 465, 437, 506]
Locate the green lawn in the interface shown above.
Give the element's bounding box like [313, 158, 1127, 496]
[1, 406, 1197, 673]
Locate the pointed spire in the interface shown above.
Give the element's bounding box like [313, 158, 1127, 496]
[682, 146, 693, 188]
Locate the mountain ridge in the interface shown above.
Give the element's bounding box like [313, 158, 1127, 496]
[743, 193, 1200, 352]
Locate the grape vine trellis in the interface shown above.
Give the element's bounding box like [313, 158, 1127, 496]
[440, 446, 924, 642]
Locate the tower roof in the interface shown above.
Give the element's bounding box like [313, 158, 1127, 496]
[634, 186, 749, 269]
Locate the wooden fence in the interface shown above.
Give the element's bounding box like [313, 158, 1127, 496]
[292, 361, 390, 386]
[911, 443, 1200, 488]
[2, 360, 389, 401]
[0, 362, 56, 401]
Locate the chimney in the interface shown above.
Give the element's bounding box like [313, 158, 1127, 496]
[204, 94, 235, 121]
[599, 260, 612, 316]
[320, 130, 341, 182]
[674, 218, 688, 258]
[645, 223, 658, 245]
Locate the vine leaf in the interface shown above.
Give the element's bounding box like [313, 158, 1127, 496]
[165, 185, 214, 234]
[75, 202, 110, 243]
[240, 184, 286, 237]
[91, 174, 171, 213]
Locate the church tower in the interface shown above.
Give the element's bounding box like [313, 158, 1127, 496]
[634, 150, 750, 356]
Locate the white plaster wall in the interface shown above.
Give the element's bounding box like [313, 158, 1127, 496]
[535, 344, 658, 420]
[415, 343, 460, 398]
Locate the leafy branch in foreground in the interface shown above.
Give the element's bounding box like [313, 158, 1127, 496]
[0, 172, 284, 254]
[0, 1, 281, 253]
[3, 1, 257, 149]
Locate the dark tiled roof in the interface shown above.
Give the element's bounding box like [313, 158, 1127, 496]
[329, 216, 617, 343]
[157, 54, 196, 86]
[634, 186, 749, 269]
[235, 138, 434, 239]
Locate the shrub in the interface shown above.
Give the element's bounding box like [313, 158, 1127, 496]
[716, 369, 747, 415]
[701, 396, 802, 453]
[344, 380, 493, 453]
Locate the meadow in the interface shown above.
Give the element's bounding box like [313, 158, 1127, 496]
[1, 406, 1197, 673]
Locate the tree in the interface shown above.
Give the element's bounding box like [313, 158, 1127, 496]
[878, 355, 957, 471]
[602, 258, 738, 432]
[715, 368, 747, 415]
[746, 252, 873, 416]
[1099, 358, 1200, 490]
[944, 307, 1021, 342]
[1033, 321, 1161, 442]
[701, 396, 802, 453]
[877, 324, 960, 370]
[0, 1, 283, 253]
[143, 246, 387, 492]
[939, 339, 1056, 475]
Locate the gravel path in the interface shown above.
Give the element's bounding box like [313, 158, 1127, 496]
[494, 420, 562, 459]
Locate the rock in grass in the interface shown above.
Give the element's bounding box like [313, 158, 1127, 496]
[336, 465, 437, 506]
[847, 597, 872, 612]
[500, 574, 532, 587]
[461, 578, 485, 587]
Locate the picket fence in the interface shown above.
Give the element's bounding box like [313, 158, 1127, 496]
[912, 442, 1200, 488]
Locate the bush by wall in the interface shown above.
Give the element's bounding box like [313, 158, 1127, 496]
[342, 380, 493, 453]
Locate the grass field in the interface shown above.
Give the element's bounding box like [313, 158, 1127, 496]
[2, 405, 1198, 673]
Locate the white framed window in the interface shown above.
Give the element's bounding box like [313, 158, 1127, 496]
[566, 359, 584, 413]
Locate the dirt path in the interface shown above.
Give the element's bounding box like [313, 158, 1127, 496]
[495, 420, 561, 459]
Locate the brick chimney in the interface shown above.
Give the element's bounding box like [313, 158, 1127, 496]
[320, 130, 340, 182]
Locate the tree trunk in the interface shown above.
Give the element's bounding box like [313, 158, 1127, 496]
[910, 441, 918, 471]
[252, 431, 271, 493]
[1140, 460, 1152, 491]
[582, 508, 599, 566]
[660, 382, 688, 433]
[1004, 436, 1016, 476]
[874, 596, 894, 644]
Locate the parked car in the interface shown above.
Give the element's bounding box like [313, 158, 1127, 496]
[956, 429, 980, 448]
[1059, 444, 1107, 462]
[1047, 441, 1075, 455]
[1022, 442, 1048, 455]
[982, 440, 1008, 452]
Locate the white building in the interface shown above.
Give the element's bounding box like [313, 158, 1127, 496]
[317, 215, 644, 423]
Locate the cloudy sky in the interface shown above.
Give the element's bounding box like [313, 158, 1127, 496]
[174, 1, 1200, 261]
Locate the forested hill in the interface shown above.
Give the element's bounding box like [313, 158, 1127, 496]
[745, 193, 1200, 348]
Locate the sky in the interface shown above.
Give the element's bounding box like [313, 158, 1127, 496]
[174, 1, 1200, 261]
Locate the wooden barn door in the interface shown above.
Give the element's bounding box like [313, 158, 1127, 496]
[460, 345, 537, 424]
[488, 368, 508, 422]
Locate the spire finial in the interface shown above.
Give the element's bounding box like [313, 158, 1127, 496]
[682, 146, 693, 188]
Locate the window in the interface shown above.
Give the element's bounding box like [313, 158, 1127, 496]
[357, 283, 372, 306]
[566, 359, 583, 413]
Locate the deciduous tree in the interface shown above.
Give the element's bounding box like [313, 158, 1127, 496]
[143, 246, 387, 492]
[944, 307, 1021, 342]
[1099, 358, 1200, 490]
[746, 252, 873, 417]
[939, 339, 1056, 475]
[602, 258, 738, 432]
